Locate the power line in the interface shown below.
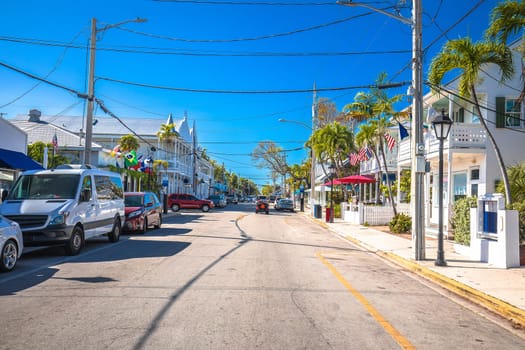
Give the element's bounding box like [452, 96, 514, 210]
[115, 10, 384, 43]
[0, 36, 410, 57]
[153, 0, 338, 5]
[97, 76, 409, 94]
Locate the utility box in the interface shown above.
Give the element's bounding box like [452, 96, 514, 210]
[314, 205, 322, 219]
[478, 194, 504, 239]
[469, 194, 520, 268]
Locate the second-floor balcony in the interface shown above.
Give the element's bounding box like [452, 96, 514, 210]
[398, 123, 487, 165]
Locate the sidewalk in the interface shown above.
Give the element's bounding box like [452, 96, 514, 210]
[304, 212, 525, 329]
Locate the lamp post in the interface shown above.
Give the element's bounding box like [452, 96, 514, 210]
[431, 108, 453, 266]
[338, 0, 425, 260]
[328, 163, 336, 223]
[84, 17, 147, 165]
[278, 118, 316, 216]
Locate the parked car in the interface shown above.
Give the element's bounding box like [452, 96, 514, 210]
[0, 215, 23, 272]
[226, 194, 238, 204]
[124, 192, 162, 233]
[168, 193, 214, 212]
[0, 164, 125, 256]
[208, 194, 226, 208]
[275, 198, 295, 212]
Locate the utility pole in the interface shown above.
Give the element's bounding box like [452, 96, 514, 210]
[311, 83, 317, 216]
[83, 17, 147, 166]
[411, 0, 426, 260]
[84, 18, 97, 166]
[338, 0, 425, 260]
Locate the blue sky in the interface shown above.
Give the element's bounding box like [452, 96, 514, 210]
[0, 0, 503, 186]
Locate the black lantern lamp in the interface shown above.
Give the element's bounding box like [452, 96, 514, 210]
[328, 163, 336, 223]
[431, 108, 453, 266]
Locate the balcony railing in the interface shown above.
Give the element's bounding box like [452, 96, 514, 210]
[398, 123, 486, 164]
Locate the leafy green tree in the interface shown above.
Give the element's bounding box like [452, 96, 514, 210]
[118, 134, 140, 152]
[156, 123, 178, 156]
[486, 0, 525, 101]
[496, 162, 525, 241]
[428, 37, 514, 204]
[27, 141, 69, 168]
[309, 122, 353, 180]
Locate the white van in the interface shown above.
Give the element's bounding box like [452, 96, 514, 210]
[0, 165, 125, 255]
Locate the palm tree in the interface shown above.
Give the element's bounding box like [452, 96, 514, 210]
[343, 73, 403, 215]
[428, 37, 514, 204]
[156, 123, 178, 158]
[118, 134, 139, 152]
[309, 122, 354, 179]
[486, 0, 525, 101]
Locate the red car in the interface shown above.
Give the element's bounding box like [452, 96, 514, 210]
[123, 192, 162, 233]
[167, 193, 214, 212]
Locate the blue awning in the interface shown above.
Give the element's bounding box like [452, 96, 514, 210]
[0, 148, 43, 171]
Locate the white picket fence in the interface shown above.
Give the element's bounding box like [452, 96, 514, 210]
[342, 202, 410, 225]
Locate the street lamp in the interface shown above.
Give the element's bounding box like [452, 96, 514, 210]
[84, 17, 147, 165]
[328, 162, 336, 223]
[278, 118, 316, 217]
[431, 108, 453, 267]
[338, 0, 426, 260]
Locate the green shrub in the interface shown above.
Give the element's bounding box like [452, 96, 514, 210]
[450, 196, 478, 246]
[389, 213, 412, 233]
[508, 201, 525, 243]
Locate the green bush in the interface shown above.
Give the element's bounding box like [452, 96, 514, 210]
[507, 201, 525, 243]
[389, 213, 412, 233]
[450, 196, 478, 246]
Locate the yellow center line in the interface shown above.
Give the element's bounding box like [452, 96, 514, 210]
[316, 252, 415, 350]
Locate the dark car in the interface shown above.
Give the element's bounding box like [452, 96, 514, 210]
[255, 196, 269, 214]
[124, 192, 162, 233]
[168, 193, 214, 212]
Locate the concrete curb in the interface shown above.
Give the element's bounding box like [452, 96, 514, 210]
[301, 213, 525, 330]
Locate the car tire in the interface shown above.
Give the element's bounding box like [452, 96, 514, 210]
[65, 226, 83, 256]
[171, 204, 180, 212]
[201, 204, 209, 212]
[141, 217, 148, 234]
[0, 239, 19, 272]
[108, 218, 121, 242]
[154, 214, 162, 229]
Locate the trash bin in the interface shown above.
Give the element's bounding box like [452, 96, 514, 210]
[325, 207, 331, 222]
[314, 204, 322, 218]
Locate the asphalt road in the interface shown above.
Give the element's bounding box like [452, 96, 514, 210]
[1, 203, 524, 349]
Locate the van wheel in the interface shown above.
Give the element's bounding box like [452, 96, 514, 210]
[0, 239, 18, 272]
[141, 217, 148, 234]
[65, 226, 83, 256]
[201, 205, 210, 212]
[108, 218, 121, 242]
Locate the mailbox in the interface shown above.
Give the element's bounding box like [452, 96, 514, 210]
[478, 194, 504, 240]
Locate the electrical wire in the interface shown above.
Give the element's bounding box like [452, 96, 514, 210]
[115, 10, 385, 43]
[96, 76, 409, 94]
[0, 35, 410, 57]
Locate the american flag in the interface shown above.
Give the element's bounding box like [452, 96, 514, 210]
[384, 133, 396, 151]
[358, 147, 372, 161]
[349, 152, 359, 166]
[51, 133, 58, 152]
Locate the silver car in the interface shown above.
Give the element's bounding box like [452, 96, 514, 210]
[275, 198, 295, 212]
[0, 214, 23, 272]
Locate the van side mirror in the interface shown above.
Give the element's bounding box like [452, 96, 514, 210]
[1, 190, 7, 201]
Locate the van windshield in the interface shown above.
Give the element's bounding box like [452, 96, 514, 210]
[8, 174, 80, 200]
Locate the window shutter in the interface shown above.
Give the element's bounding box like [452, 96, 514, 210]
[495, 96, 505, 128]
